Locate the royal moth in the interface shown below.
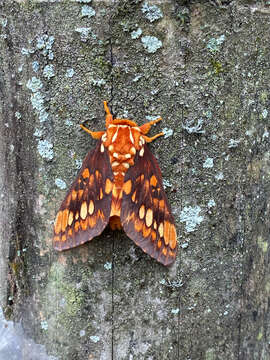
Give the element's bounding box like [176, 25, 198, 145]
[53, 101, 177, 266]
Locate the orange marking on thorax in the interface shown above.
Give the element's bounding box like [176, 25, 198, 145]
[103, 125, 142, 220]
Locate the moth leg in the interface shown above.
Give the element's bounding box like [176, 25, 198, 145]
[80, 124, 105, 139]
[104, 101, 113, 127]
[139, 117, 162, 135]
[142, 132, 164, 143]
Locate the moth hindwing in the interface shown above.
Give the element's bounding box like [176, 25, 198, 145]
[53, 101, 177, 266]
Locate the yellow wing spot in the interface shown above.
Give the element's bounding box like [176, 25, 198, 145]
[89, 216, 96, 228]
[153, 198, 159, 208]
[89, 174, 95, 187]
[95, 170, 101, 180]
[68, 228, 73, 237]
[82, 168, 90, 179]
[158, 222, 164, 238]
[157, 239, 162, 248]
[74, 221, 80, 232]
[162, 247, 168, 256]
[78, 189, 84, 200]
[112, 186, 118, 197]
[80, 201, 88, 220]
[75, 211, 79, 220]
[72, 190, 77, 201]
[153, 220, 157, 230]
[80, 218, 88, 231]
[169, 225, 177, 250]
[88, 200, 95, 215]
[159, 199, 165, 209]
[61, 234, 67, 242]
[123, 180, 132, 195]
[131, 191, 136, 202]
[136, 174, 144, 183]
[97, 209, 105, 220]
[144, 179, 149, 193]
[61, 209, 69, 232]
[150, 175, 158, 187]
[142, 223, 151, 238]
[134, 219, 143, 232]
[68, 211, 74, 226]
[139, 205, 145, 219]
[164, 221, 171, 245]
[99, 188, 103, 200]
[151, 230, 157, 241]
[105, 178, 113, 194]
[145, 208, 153, 227]
[54, 211, 62, 235]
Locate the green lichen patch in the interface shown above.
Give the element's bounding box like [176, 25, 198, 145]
[210, 58, 223, 74]
[257, 236, 268, 253]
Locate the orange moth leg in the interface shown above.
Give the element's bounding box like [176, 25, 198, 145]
[139, 117, 162, 135]
[80, 124, 104, 139]
[104, 101, 113, 127]
[142, 132, 164, 143]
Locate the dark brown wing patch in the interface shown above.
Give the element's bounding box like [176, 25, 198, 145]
[54, 140, 113, 251]
[120, 145, 177, 266]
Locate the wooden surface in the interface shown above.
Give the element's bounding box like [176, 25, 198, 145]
[1, 1, 270, 359]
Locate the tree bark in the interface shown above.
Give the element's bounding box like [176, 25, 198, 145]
[0, 1, 269, 359]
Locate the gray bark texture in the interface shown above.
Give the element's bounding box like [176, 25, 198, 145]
[1, 0, 270, 359]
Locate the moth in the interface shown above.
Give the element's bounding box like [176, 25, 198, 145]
[53, 101, 177, 266]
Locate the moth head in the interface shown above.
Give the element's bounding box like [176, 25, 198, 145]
[107, 118, 138, 128]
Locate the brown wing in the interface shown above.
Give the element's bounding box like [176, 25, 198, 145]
[120, 145, 177, 266]
[53, 140, 113, 251]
